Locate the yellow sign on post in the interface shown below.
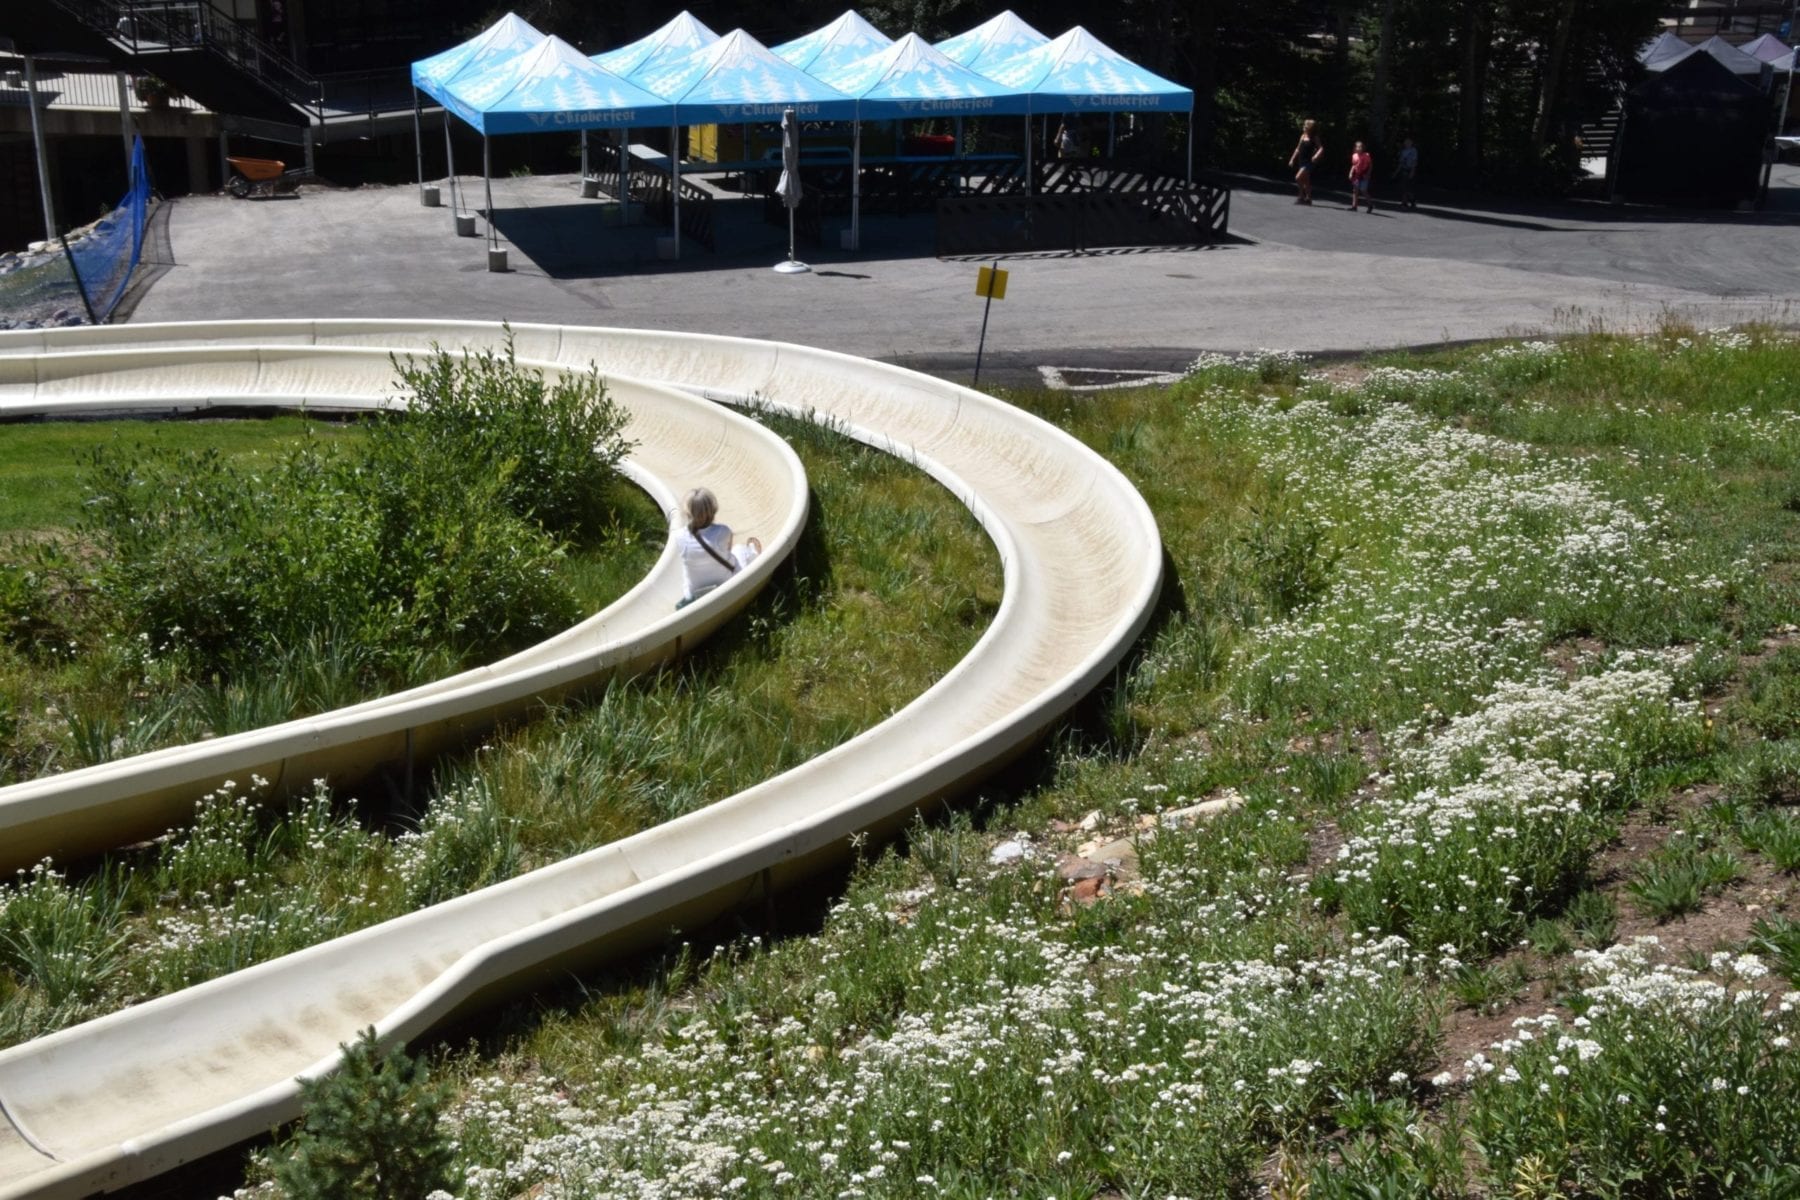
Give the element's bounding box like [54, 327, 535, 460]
[976, 264, 1009, 300]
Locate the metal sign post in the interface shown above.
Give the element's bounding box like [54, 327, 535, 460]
[971, 261, 1008, 387]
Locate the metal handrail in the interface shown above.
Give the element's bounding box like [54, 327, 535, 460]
[48, 0, 323, 119]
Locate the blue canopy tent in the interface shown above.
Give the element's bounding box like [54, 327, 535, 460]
[934, 10, 1049, 75]
[636, 28, 858, 257]
[773, 10, 893, 77]
[819, 33, 1032, 248]
[983, 26, 1196, 182]
[444, 35, 672, 263]
[411, 13, 544, 223]
[594, 11, 721, 82]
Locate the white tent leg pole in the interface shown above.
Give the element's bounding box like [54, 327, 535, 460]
[621, 129, 630, 214]
[23, 56, 56, 240]
[581, 129, 588, 183]
[484, 136, 495, 247]
[671, 123, 681, 260]
[444, 112, 459, 226]
[852, 121, 861, 251]
[1186, 112, 1194, 184]
[1023, 114, 1032, 194]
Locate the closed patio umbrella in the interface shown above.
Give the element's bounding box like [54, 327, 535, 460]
[774, 107, 809, 274]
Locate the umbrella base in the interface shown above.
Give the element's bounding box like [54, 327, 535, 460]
[773, 259, 811, 274]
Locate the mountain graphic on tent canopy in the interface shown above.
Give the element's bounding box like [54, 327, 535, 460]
[824, 33, 993, 101]
[773, 10, 893, 77]
[593, 11, 720, 81]
[934, 10, 1048, 73]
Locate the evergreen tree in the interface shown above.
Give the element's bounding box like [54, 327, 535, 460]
[272, 1028, 457, 1200]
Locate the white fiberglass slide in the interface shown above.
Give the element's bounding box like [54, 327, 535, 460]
[0, 322, 1162, 1200]
[0, 345, 808, 870]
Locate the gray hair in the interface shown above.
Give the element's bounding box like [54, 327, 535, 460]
[682, 487, 718, 531]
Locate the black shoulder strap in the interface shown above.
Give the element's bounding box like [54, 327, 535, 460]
[693, 525, 738, 573]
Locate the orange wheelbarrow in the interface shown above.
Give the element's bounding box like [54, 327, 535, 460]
[225, 156, 302, 199]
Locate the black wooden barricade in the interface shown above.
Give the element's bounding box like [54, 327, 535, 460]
[934, 180, 1230, 257]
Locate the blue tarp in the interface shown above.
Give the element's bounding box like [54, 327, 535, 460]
[444, 35, 671, 135]
[637, 28, 859, 124]
[934, 10, 1048, 76]
[820, 32, 1032, 119]
[593, 11, 720, 83]
[412, 12, 544, 104]
[773, 10, 892, 78]
[982, 25, 1193, 112]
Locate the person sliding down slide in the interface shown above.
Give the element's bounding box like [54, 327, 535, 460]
[676, 486, 761, 608]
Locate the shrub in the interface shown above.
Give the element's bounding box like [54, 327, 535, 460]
[75, 340, 629, 684]
[385, 336, 632, 539]
[272, 1027, 456, 1200]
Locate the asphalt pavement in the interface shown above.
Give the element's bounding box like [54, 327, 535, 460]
[130, 164, 1800, 389]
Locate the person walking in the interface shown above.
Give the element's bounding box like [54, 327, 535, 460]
[1056, 119, 1080, 159]
[1395, 136, 1419, 210]
[1289, 119, 1323, 204]
[1347, 140, 1374, 212]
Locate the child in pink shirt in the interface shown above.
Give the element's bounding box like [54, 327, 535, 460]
[1348, 142, 1373, 212]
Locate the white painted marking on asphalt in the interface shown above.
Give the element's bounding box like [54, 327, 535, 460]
[1037, 365, 1188, 392]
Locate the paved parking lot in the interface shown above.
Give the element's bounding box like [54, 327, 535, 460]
[132, 165, 1800, 387]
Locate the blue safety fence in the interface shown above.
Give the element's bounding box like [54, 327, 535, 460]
[0, 136, 152, 330]
[66, 136, 152, 323]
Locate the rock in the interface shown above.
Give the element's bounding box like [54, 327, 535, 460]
[1085, 838, 1138, 868]
[1056, 854, 1106, 882]
[989, 839, 1028, 866]
[1158, 791, 1246, 828]
[1076, 809, 1103, 832]
[1067, 876, 1108, 905]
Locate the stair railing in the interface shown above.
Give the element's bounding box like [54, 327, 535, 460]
[48, 0, 322, 120]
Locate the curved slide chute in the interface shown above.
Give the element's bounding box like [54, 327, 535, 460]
[0, 322, 1162, 1200]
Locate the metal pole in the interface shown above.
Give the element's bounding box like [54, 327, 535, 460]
[484, 135, 495, 248]
[580, 128, 589, 184]
[671, 122, 681, 260]
[621, 129, 631, 214]
[23, 56, 57, 240]
[1186, 112, 1194, 184]
[972, 259, 999, 388]
[444, 111, 460, 225]
[1779, 20, 1798, 137]
[1023, 114, 1032, 194]
[851, 120, 861, 251]
[413, 89, 424, 192]
[115, 72, 135, 177]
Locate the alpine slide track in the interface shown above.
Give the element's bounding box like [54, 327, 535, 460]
[0, 320, 1161, 1198]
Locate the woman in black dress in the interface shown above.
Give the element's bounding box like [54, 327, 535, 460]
[1289, 119, 1323, 205]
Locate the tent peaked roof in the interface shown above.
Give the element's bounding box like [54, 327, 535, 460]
[412, 12, 544, 100]
[821, 32, 1030, 117]
[983, 25, 1193, 112]
[1739, 33, 1793, 64]
[593, 11, 720, 81]
[773, 10, 892, 76]
[1638, 30, 1696, 71]
[639, 28, 859, 123]
[1692, 34, 1768, 74]
[935, 10, 1048, 74]
[445, 35, 670, 135]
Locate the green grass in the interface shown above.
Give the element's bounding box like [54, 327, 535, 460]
[15, 328, 1800, 1200]
[0, 415, 357, 532]
[0, 409, 993, 1048]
